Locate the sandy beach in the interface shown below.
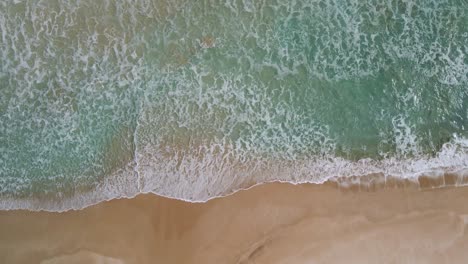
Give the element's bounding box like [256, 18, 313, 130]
[1, 181, 468, 264]
[1, 1, 467, 263]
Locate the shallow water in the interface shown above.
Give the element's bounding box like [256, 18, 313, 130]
[0, 0, 467, 210]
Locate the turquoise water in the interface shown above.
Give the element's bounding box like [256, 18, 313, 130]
[0, 0, 467, 210]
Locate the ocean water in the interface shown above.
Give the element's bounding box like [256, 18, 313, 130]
[0, 0, 467, 211]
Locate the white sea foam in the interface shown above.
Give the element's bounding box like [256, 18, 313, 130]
[1, 0, 467, 211]
[0, 137, 466, 212]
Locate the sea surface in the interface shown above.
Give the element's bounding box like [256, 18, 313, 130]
[0, 0, 467, 211]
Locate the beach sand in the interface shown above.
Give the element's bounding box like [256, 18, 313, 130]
[2, 182, 468, 263]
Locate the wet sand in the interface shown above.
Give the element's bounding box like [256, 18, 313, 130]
[2, 182, 468, 263]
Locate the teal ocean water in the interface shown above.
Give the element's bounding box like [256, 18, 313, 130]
[0, 0, 467, 211]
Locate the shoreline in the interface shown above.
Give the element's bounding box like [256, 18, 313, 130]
[1, 166, 467, 213]
[1, 137, 466, 213]
[3, 181, 468, 263]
